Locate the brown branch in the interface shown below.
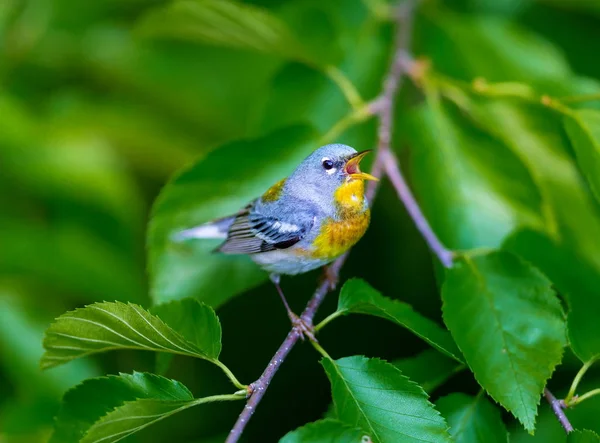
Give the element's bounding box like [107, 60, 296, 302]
[544, 388, 574, 434]
[224, 3, 420, 442]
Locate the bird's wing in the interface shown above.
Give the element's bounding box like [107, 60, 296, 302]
[216, 201, 315, 254]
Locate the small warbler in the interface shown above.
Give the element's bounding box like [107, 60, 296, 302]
[175, 144, 377, 339]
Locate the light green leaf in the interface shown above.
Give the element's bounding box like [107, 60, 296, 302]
[568, 430, 600, 443]
[41, 301, 221, 369]
[0, 219, 144, 303]
[50, 372, 236, 443]
[564, 109, 600, 204]
[322, 356, 451, 443]
[0, 292, 98, 398]
[280, 419, 366, 443]
[333, 279, 463, 363]
[0, 95, 143, 231]
[441, 251, 566, 431]
[418, 10, 570, 82]
[402, 95, 545, 251]
[393, 349, 464, 394]
[436, 393, 508, 443]
[137, 0, 311, 64]
[148, 124, 318, 307]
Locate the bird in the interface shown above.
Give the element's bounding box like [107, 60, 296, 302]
[174, 144, 377, 340]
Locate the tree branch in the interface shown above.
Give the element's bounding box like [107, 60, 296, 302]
[544, 388, 574, 433]
[225, 3, 420, 442]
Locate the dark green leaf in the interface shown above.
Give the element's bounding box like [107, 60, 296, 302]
[322, 356, 451, 443]
[280, 419, 366, 443]
[152, 298, 222, 360]
[148, 124, 318, 307]
[51, 372, 194, 443]
[335, 279, 463, 363]
[137, 0, 312, 64]
[568, 430, 600, 443]
[393, 349, 464, 394]
[564, 109, 600, 204]
[505, 229, 600, 363]
[41, 301, 221, 368]
[442, 251, 566, 431]
[436, 393, 508, 443]
[151, 298, 222, 374]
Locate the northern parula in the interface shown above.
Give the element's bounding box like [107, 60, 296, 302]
[175, 144, 377, 338]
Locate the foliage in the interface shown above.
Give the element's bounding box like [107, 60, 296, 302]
[2, 0, 600, 442]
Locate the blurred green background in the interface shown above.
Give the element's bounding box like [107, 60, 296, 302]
[2, 0, 600, 442]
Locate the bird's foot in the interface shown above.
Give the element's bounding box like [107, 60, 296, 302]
[289, 313, 317, 342]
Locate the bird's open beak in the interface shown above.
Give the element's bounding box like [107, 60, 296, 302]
[344, 150, 379, 181]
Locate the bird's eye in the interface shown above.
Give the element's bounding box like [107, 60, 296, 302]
[322, 159, 334, 170]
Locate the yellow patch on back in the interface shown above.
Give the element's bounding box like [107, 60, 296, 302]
[261, 178, 286, 203]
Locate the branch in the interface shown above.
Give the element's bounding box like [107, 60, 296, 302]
[225, 3, 419, 442]
[544, 388, 574, 433]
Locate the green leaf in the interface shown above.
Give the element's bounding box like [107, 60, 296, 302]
[402, 95, 545, 251]
[568, 430, 600, 443]
[461, 98, 600, 363]
[280, 419, 366, 443]
[564, 109, 600, 204]
[0, 95, 143, 231]
[418, 10, 570, 82]
[505, 229, 600, 363]
[334, 279, 463, 363]
[41, 301, 221, 369]
[51, 372, 195, 443]
[0, 219, 144, 303]
[441, 251, 566, 431]
[81, 389, 240, 443]
[148, 124, 318, 307]
[137, 0, 312, 64]
[393, 349, 464, 394]
[322, 356, 451, 443]
[436, 393, 508, 443]
[151, 298, 222, 373]
[152, 298, 222, 360]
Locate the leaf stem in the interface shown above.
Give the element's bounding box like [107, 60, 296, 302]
[191, 392, 247, 407]
[311, 340, 332, 359]
[324, 65, 366, 110]
[565, 357, 598, 405]
[214, 360, 247, 391]
[570, 388, 600, 406]
[314, 311, 346, 332]
[560, 93, 600, 104]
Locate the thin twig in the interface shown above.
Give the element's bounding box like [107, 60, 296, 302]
[382, 149, 454, 267]
[225, 3, 419, 441]
[544, 388, 574, 433]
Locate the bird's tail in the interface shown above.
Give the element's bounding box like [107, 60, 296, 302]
[171, 215, 235, 242]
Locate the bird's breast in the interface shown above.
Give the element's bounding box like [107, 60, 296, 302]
[308, 208, 370, 260]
